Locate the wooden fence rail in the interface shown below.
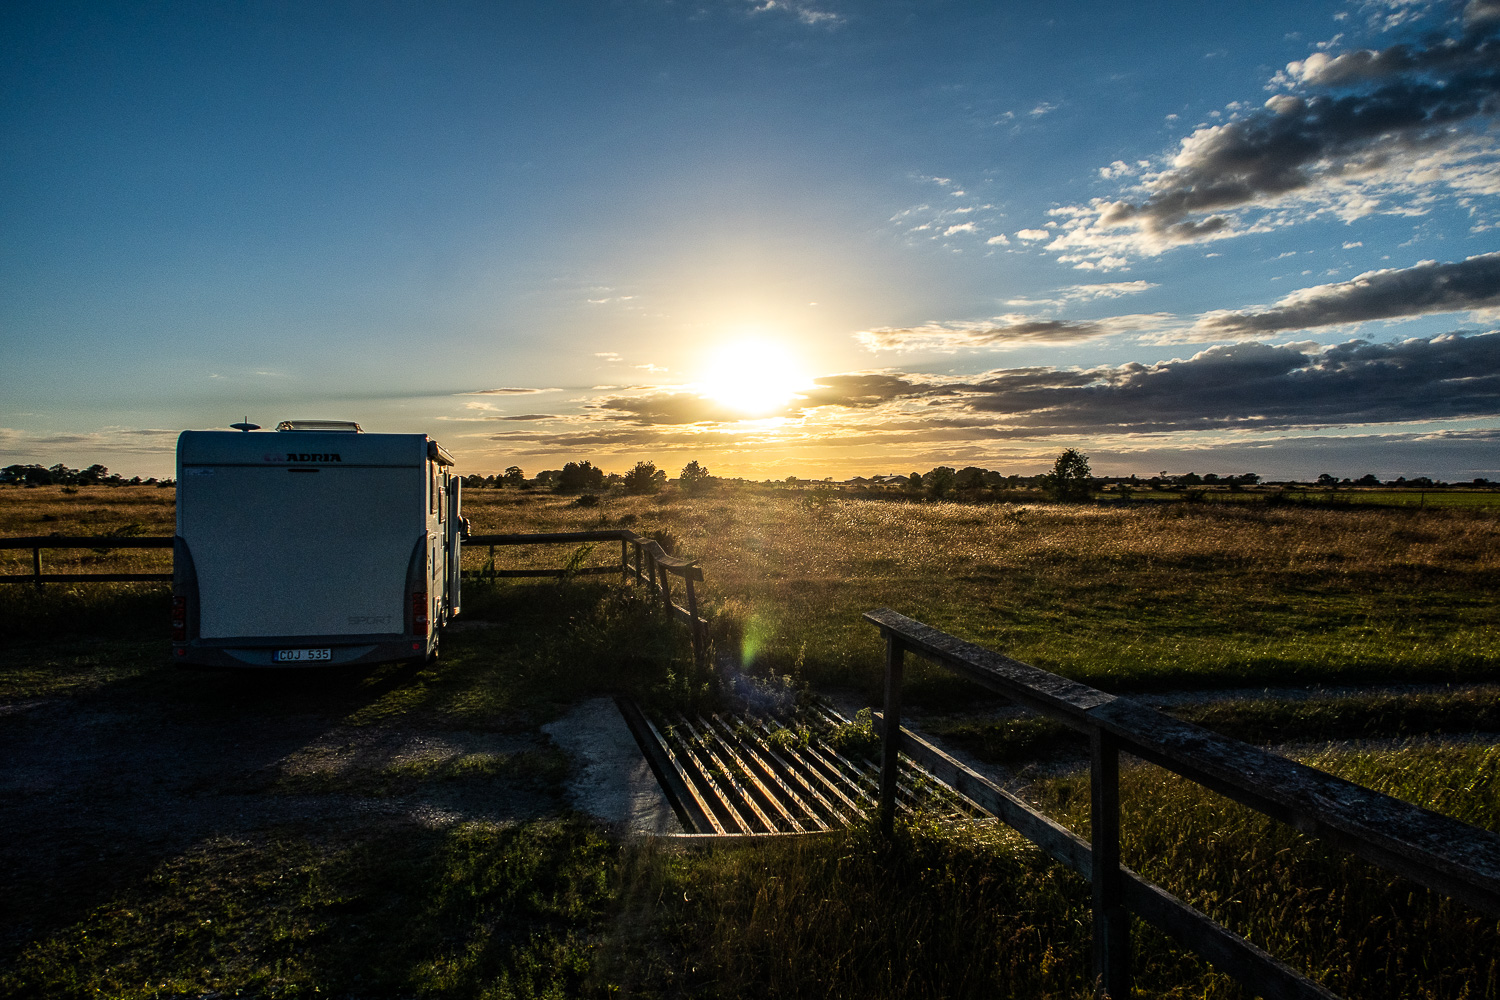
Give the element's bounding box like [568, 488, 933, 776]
[0, 535, 174, 588]
[866, 607, 1500, 1000]
[0, 532, 710, 667]
[465, 530, 709, 667]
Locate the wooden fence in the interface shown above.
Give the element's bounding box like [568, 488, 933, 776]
[0, 535, 173, 587]
[465, 530, 708, 666]
[0, 530, 710, 667]
[867, 607, 1500, 1000]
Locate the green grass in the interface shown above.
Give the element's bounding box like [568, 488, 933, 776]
[622, 743, 1499, 999]
[1099, 489, 1500, 508]
[3, 819, 619, 1000]
[927, 686, 1500, 764]
[4, 488, 1499, 997]
[0, 579, 695, 999]
[270, 747, 572, 799]
[458, 490, 1500, 697]
[1277, 489, 1500, 508]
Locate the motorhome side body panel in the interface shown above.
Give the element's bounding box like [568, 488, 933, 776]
[173, 429, 451, 667]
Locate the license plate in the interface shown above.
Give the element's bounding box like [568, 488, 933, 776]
[273, 648, 331, 663]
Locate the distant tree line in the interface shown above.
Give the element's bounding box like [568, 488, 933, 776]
[1, 463, 165, 486]
[460, 459, 683, 495]
[447, 451, 1494, 500]
[6, 455, 1486, 496]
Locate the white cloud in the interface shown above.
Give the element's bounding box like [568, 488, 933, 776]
[748, 0, 844, 27]
[1062, 281, 1158, 300]
[1032, 20, 1500, 266]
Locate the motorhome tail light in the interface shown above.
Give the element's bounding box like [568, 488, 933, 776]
[171, 596, 188, 642]
[411, 591, 429, 637]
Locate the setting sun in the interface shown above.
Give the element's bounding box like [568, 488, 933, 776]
[698, 340, 810, 417]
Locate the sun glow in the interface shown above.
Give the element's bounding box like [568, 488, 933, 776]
[699, 339, 810, 417]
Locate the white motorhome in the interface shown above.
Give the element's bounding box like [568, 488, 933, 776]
[171, 420, 464, 667]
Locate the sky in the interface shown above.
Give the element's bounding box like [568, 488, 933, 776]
[2, 0, 1498, 481]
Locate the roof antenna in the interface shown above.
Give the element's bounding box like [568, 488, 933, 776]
[230, 416, 260, 432]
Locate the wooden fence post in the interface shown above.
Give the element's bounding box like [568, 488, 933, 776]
[32, 546, 43, 591]
[880, 632, 904, 836]
[685, 574, 702, 668]
[1091, 728, 1130, 999]
[633, 541, 642, 586]
[620, 538, 628, 584]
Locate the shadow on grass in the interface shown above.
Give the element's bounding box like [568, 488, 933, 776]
[3, 816, 619, 999]
[0, 579, 690, 994]
[1, 582, 171, 641]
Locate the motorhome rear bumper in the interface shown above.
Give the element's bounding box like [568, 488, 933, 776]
[172, 635, 431, 668]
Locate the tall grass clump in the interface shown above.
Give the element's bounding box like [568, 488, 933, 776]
[0, 583, 170, 640]
[611, 822, 1098, 999]
[606, 743, 1498, 998]
[1022, 741, 1500, 999]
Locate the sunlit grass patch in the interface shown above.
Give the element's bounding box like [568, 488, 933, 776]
[458, 491, 1500, 696]
[927, 686, 1500, 765]
[272, 747, 571, 800]
[0, 484, 176, 538]
[0, 635, 162, 701]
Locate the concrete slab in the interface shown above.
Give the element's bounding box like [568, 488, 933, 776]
[542, 697, 682, 834]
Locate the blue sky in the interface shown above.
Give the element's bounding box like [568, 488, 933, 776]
[3, 0, 1497, 480]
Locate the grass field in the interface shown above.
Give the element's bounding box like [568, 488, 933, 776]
[2, 484, 1498, 998]
[452, 486, 1500, 698]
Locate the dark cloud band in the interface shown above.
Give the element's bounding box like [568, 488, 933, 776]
[959, 333, 1500, 434]
[1196, 253, 1500, 336]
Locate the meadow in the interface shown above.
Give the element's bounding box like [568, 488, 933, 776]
[1, 483, 1497, 998]
[455, 485, 1500, 698]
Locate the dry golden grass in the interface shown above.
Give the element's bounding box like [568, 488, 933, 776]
[0, 485, 175, 579]
[462, 488, 1500, 693]
[6, 484, 1497, 690]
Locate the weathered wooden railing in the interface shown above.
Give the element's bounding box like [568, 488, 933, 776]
[0, 535, 173, 589]
[0, 530, 709, 666]
[466, 530, 708, 667]
[867, 607, 1500, 1000]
